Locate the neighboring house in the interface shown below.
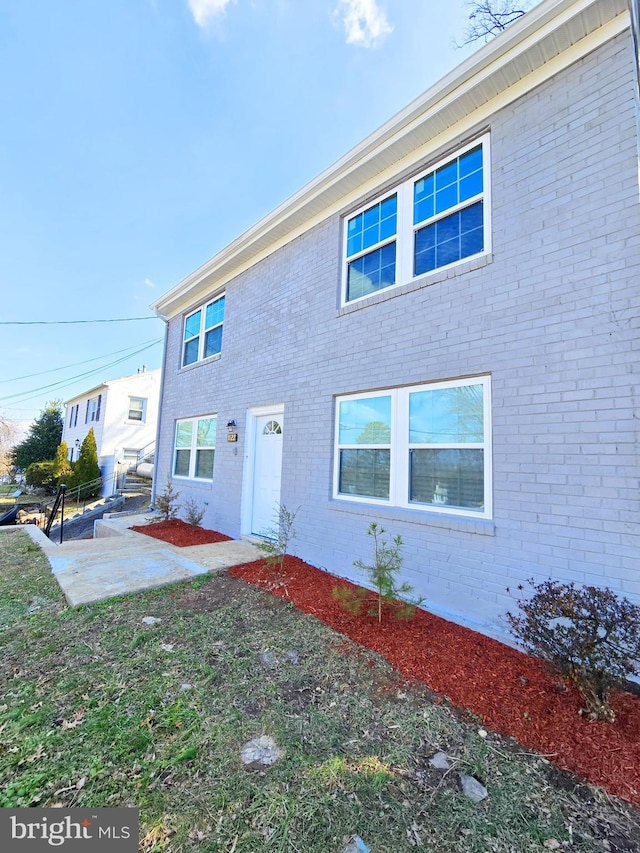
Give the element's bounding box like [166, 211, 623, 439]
[151, 0, 640, 643]
[62, 369, 161, 496]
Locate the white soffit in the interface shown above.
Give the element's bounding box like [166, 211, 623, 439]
[153, 0, 629, 319]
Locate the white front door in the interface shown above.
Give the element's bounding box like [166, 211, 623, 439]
[250, 414, 284, 536]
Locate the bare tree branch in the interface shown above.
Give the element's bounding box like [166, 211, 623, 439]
[458, 1, 533, 45]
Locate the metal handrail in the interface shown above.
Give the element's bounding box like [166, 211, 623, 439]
[136, 441, 156, 465]
[44, 484, 67, 540]
[43, 474, 110, 534]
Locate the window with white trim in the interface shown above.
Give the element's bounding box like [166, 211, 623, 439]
[334, 376, 492, 518]
[343, 137, 489, 304]
[173, 416, 217, 480]
[128, 397, 146, 422]
[69, 404, 79, 427]
[182, 294, 225, 367]
[85, 395, 101, 423]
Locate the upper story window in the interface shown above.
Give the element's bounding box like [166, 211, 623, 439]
[128, 397, 146, 422]
[334, 375, 492, 519]
[343, 136, 490, 304]
[85, 395, 101, 424]
[68, 404, 79, 428]
[182, 293, 225, 367]
[345, 196, 397, 302]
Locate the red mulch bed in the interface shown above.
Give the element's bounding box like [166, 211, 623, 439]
[229, 556, 640, 807]
[130, 519, 232, 547]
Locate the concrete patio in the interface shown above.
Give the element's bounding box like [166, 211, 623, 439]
[5, 511, 262, 607]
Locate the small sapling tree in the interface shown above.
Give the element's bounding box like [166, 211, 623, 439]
[257, 504, 298, 573]
[183, 496, 205, 528]
[506, 579, 640, 722]
[334, 522, 422, 623]
[155, 479, 181, 521]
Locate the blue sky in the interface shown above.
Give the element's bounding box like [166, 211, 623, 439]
[0, 0, 480, 428]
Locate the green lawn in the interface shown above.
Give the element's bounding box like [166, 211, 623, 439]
[1, 530, 638, 852]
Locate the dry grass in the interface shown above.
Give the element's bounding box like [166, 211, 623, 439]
[1, 530, 639, 852]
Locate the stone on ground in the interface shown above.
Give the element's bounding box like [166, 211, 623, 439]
[459, 773, 489, 803]
[240, 735, 283, 768]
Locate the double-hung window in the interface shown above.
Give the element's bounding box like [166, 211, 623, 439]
[128, 397, 146, 422]
[86, 395, 101, 424]
[343, 136, 489, 304]
[173, 416, 217, 480]
[335, 376, 492, 518]
[345, 195, 397, 302]
[182, 293, 225, 367]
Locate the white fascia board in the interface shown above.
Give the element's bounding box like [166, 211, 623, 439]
[102, 369, 162, 387]
[63, 370, 162, 406]
[64, 382, 109, 407]
[152, 0, 629, 320]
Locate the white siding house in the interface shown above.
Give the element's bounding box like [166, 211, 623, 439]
[62, 369, 161, 496]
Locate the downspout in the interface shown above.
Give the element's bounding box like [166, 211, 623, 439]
[151, 315, 169, 509]
[630, 0, 640, 199]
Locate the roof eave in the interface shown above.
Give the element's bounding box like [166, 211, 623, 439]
[152, 0, 629, 319]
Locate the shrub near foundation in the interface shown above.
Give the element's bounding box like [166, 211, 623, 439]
[256, 504, 298, 573]
[182, 497, 205, 528]
[154, 480, 181, 522]
[506, 579, 640, 722]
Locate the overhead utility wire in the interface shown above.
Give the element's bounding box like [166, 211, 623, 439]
[0, 316, 159, 326]
[0, 338, 162, 385]
[0, 339, 162, 404]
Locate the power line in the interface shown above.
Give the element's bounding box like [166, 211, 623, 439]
[0, 339, 162, 404]
[0, 338, 162, 385]
[0, 316, 160, 326]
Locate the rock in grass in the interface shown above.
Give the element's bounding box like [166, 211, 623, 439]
[142, 616, 161, 625]
[240, 735, 283, 768]
[260, 650, 278, 668]
[459, 773, 489, 803]
[429, 751, 451, 771]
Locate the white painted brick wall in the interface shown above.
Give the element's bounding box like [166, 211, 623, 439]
[155, 31, 640, 643]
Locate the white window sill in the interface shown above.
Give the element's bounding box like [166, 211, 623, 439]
[329, 499, 495, 536]
[179, 352, 222, 374]
[171, 477, 214, 487]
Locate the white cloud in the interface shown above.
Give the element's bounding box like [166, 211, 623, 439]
[188, 0, 235, 28]
[144, 278, 156, 289]
[334, 0, 392, 48]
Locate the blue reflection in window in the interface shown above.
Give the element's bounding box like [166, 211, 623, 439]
[184, 310, 201, 340]
[347, 195, 397, 257]
[205, 296, 225, 329]
[414, 145, 483, 226]
[414, 201, 483, 276]
[339, 396, 392, 444]
[183, 338, 199, 366]
[204, 326, 223, 358]
[347, 243, 396, 301]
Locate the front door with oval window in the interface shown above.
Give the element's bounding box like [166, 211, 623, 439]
[251, 414, 283, 536]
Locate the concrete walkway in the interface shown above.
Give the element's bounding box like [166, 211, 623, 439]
[8, 511, 262, 607]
